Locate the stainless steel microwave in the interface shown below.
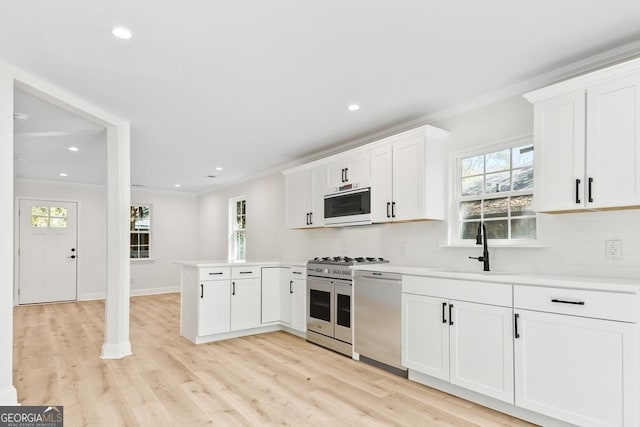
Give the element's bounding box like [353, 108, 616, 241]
[324, 186, 372, 226]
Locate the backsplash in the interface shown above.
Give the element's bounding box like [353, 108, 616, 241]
[281, 209, 640, 279]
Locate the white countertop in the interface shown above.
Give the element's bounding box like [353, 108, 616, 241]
[176, 260, 307, 268]
[351, 264, 640, 293]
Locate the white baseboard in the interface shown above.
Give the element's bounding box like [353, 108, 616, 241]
[100, 341, 133, 360]
[79, 286, 180, 301]
[0, 385, 18, 405]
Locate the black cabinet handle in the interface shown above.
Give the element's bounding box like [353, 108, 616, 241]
[309, 212, 313, 225]
[232, 281, 236, 296]
[200, 284, 203, 299]
[345, 168, 349, 182]
[575, 178, 581, 204]
[341, 168, 345, 183]
[292, 271, 302, 275]
[448, 304, 454, 326]
[551, 298, 585, 305]
[290, 280, 293, 294]
[306, 213, 310, 225]
[514, 313, 520, 339]
[588, 177, 594, 203]
[208, 272, 223, 276]
[442, 302, 447, 324]
[386, 202, 391, 218]
[239, 271, 252, 274]
[391, 202, 396, 218]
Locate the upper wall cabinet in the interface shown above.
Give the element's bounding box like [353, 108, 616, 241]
[283, 125, 449, 229]
[325, 151, 371, 193]
[525, 59, 640, 212]
[284, 166, 324, 229]
[371, 126, 448, 222]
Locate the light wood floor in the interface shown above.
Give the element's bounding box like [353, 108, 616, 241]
[14, 293, 536, 426]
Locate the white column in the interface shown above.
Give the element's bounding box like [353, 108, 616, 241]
[0, 70, 18, 403]
[101, 123, 132, 359]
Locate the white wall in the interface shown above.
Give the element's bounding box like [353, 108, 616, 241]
[14, 180, 198, 299]
[130, 188, 198, 294]
[198, 173, 286, 261]
[200, 95, 640, 280]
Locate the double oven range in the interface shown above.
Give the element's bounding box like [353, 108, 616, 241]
[306, 256, 388, 356]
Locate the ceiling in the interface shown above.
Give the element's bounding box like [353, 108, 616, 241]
[4, 1, 640, 192]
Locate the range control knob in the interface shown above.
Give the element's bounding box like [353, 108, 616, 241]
[353, 183, 358, 189]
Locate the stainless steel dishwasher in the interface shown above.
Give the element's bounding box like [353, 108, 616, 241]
[353, 270, 407, 376]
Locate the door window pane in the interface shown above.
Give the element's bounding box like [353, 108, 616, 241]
[130, 205, 151, 259]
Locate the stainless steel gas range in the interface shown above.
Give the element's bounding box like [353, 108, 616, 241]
[306, 256, 388, 356]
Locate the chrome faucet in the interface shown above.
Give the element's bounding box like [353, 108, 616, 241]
[469, 222, 490, 271]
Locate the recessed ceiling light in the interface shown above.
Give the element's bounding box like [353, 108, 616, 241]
[347, 104, 360, 112]
[59, 173, 68, 177]
[215, 167, 223, 171]
[68, 146, 79, 152]
[111, 27, 132, 40]
[174, 184, 181, 188]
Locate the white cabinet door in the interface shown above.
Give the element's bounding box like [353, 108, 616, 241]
[514, 309, 637, 427]
[285, 169, 311, 229]
[586, 72, 640, 209]
[198, 281, 230, 336]
[280, 273, 292, 326]
[325, 152, 371, 190]
[230, 278, 262, 331]
[290, 277, 307, 332]
[309, 166, 324, 227]
[370, 144, 393, 222]
[261, 268, 283, 324]
[533, 90, 587, 212]
[392, 135, 426, 221]
[401, 293, 449, 381]
[449, 300, 514, 404]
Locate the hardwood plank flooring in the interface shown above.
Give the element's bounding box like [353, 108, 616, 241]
[13, 293, 536, 426]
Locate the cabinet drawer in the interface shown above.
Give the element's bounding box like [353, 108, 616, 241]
[290, 266, 306, 279]
[514, 285, 638, 323]
[231, 267, 261, 280]
[199, 267, 230, 281]
[403, 275, 512, 307]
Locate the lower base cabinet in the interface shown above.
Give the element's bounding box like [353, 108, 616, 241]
[230, 278, 261, 331]
[198, 280, 231, 336]
[402, 292, 514, 404]
[514, 309, 637, 427]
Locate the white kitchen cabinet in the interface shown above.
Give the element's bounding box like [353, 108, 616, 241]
[525, 65, 640, 212]
[231, 267, 262, 331]
[371, 126, 448, 222]
[262, 267, 285, 324]
[514, 285, 639, 427]
[402, 293, 449, 380]
[402, 276, 514, 404]
[180, 266, 231, 342]
[290, 267, 307, 333]
[284, 166, 324, 228]
[198, 280, 231, 336]
[280, 266, 307, 333]
[325, 151, 371, 191]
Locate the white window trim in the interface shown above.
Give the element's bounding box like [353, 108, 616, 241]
[130, 204, 153, 260]
[447, 133, 543, 248]
[228, 196, 247, 262]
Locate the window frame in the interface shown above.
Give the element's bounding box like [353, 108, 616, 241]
[449, 134, 538, 246]
[228, 196, 247, 262]
[130, 204, 152, 260]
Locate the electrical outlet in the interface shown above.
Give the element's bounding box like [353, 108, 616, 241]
[605, 240, 622, 260]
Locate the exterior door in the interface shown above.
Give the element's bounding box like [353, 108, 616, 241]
[19, 199, 78, 304]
